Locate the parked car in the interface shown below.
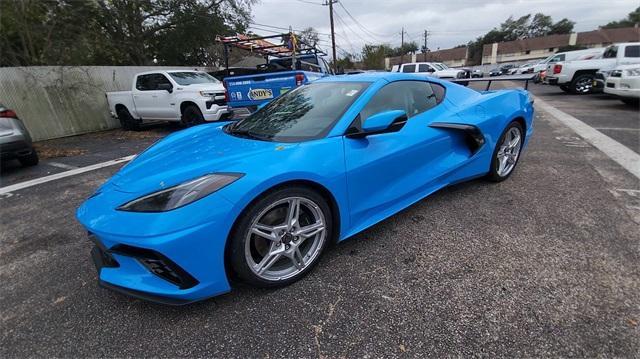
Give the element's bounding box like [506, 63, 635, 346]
[106, 70, 229, 130]
[224, 54, 333, 117]
[499, 64, 516, 74]
[532, 48, 605, 75]
[471, 69, 484, 78]
[489, 68, 502, 77]
[547, 42, 640, 94]
[515, 63, 536, 74]
[0, 104, 38, 167]
[77, 72, 535, 304]
[604, 64, 640, 105]
[396, 62, 465, 79]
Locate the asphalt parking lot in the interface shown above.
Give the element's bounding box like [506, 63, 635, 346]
[1, 84, 639, 357]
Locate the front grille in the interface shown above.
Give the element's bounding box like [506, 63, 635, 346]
[110, 244, 199, 289]
[606, 83, 615, 88]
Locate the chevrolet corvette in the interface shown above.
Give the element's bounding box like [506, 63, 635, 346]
[77, 72, 534, 304]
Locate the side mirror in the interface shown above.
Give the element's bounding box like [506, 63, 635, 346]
[427, 68, 436, 73]
[157, 83, 173, 93]
[347, 110, 407, 138]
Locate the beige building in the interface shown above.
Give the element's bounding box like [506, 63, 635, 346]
[482, 27, 640, 65]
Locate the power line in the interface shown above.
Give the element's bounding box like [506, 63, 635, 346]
[336, 1, 395, 39]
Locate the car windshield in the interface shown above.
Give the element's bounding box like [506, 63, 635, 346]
[437, 63, 449, 69]
[226, 82, 369, 142]
[168, 72, 219, 85]
[433, 63, 445, 70]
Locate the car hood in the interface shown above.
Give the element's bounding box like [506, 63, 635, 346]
[178, 83, 225, 92]
[108, 123, 279, 194]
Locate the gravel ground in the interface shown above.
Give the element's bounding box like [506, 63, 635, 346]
[0, 94, 638, 357]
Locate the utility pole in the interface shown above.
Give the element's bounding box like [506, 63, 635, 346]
[324, 0, 338, 72]
[423, 30, 429, 53]
[400, 27, 405, 64]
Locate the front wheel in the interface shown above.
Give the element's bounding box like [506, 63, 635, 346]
[181, 105, 205, 127]
[487, 121, 524, 182]
[570, 74, 595, 94]
[18, 150, 39, 167]
[229, 186, 332, 288]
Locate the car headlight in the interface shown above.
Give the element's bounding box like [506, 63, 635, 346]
[117, 173, 243, 212]
[624, 68, 640, 77]
[200, 91, 217, 97]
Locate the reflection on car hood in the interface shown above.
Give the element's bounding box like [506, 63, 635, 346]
[109, 124, 277, 194]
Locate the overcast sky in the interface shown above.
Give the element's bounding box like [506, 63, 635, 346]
[250, 0, 637, 57]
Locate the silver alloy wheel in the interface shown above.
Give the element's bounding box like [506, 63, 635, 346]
[574, 77, 593, 93]
[496, 127, 522, 177]
[244, 196, 327, 281]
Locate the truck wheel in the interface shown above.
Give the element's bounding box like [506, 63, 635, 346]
[181, 105, 205, 127]
[559, 85, 571, 93]
[570, 74, 594, 94]
[116, 107, 140, 131]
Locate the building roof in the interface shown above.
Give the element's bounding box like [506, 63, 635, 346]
[577, 27, 640, 46]
[482, 34, 570, 56]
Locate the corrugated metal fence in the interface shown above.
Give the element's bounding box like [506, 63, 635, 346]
[0, 66, 211, 141]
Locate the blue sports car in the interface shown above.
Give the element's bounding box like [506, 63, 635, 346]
[77, 72, 534, 304]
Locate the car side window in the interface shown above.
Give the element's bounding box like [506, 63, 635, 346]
[360, 81, 440, 122]
[402, 64, 416, 73]
[624, 45, 639, 58]
[603, 46, 618, 59]
[418, 64, 433, 72]
[150, 74, 172, 90]
[135, 74, 153, 91]
[430, 83, 445, 104]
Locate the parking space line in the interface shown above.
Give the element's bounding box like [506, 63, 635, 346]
[534, 97, 640, 180]
[0, 155, 135, 195]
[47, 161, 79, 170]
[594, 127, 640, 132]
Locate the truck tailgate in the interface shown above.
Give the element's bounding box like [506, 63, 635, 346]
[224, 71, 303, 108]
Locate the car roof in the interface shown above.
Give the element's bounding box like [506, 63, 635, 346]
[316, 72, 447, 84]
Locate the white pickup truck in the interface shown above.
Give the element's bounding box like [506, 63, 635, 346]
[393, 62, 465, 79]
[546, 42, 640, 94]
[106, 70, 229, 130]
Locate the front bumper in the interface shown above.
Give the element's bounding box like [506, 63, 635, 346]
[77, 186, 236, 304]
[604, 77, 640, 99]
[0, 139, 34, 160]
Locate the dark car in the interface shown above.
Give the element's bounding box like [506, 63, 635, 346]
[489, 68, 502, 77]
[0, 104, 38, 167]
[499, 64, 516, 74]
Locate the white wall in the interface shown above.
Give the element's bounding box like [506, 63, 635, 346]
[0, 66, 212, 141]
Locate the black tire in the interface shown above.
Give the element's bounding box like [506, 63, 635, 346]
[181, 105, 205, 127]
[486, 121, 524, 182]
[570, 74, 595, 94]
[559, 85, 571, 93]
[18, 149, 39, 167]
[229, 185, 333, 288]
[116, 106, 140, 131]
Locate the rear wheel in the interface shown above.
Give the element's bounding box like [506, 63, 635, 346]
[570, 74, 595, 94]
[487, 121, 524, 182]
[18, 150, 39, 167]
[116, 107, 140, 131]
[229, 186, 332, 288]
[181, 105, 205, 127]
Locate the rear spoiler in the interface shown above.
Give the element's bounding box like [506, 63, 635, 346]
[450, 74, 537, 91]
